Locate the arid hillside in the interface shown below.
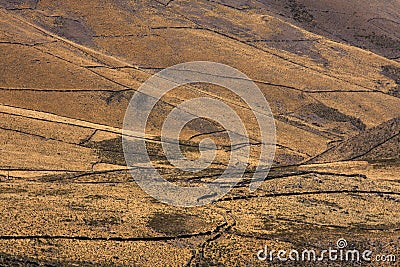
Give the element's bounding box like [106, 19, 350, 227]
[258, 0, 400, 60]
[0, 0, 399, 266]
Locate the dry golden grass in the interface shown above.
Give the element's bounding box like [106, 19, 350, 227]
[0, 0, 399, 265]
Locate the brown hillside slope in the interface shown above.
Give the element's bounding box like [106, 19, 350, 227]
[1, 2, 400, 168]
[309, 116, 400, 163]
[232, 0, 400, 60]
[1, 1, 400, 266]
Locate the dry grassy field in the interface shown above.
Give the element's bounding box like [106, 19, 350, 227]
[0, 0, 399, 266]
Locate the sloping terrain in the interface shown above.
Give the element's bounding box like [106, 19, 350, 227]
[0, 0, 399, 266]
[230, 0, 400, 60]
[2, 0, 400, 165]
[309, 116, 400, 163]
